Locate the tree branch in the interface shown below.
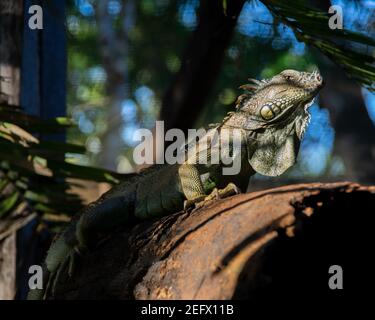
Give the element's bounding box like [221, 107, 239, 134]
[48, 181, 375, 300]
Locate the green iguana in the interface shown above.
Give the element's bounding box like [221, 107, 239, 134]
[27, 69, 324, 300]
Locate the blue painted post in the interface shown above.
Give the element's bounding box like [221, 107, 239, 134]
[21, 0, 66, 121]
[17, 0, 67, 299]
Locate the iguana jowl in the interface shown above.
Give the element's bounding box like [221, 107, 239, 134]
[28, 69, 324, 299]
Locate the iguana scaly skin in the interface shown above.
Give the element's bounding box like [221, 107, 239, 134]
[27, 69, 323, 299]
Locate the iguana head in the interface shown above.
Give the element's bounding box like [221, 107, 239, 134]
[234, 69, 324, 176]
[237, 69, 323, 134]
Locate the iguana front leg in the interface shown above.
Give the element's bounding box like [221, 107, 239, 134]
[179, 164, 241, 210]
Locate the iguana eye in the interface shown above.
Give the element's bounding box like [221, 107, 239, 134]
[260, 105, 275, 120]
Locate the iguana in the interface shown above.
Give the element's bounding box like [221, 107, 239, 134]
[27, 69, 324, 299]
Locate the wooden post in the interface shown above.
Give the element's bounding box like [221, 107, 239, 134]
[17, 0, 67, 299]
[0, 0, 67, 299]
[0, 0, 23, 300]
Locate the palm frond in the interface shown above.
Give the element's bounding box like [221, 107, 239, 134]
[261, 0, 375, 90]
[0, 102, 122, 238]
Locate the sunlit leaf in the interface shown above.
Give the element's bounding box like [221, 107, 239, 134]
[0, 191, 20, 218]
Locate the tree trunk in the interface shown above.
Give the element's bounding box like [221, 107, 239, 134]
[96, 0, 136, 171]
[160, 0, 246, 133]
[1, 0, 67, 299]
[48, 181, 374, 300]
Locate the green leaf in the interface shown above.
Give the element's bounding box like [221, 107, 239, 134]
[46, 159, 121, 183]
[0, 191, 20, 218]
[36, 141, 86, 155]
[0, 104, 75, 132]
[0, 178, 10, 193]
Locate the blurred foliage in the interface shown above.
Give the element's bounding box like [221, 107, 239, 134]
[66, 0, 191, 169]
[0, 102, 120, 224]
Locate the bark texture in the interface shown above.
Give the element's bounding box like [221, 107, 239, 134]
[50, 181, 374, 300]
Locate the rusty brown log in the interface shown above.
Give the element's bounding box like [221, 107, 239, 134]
[50, 182, 375, 300]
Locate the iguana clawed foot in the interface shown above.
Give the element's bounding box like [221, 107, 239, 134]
[183, 183, 241, 211]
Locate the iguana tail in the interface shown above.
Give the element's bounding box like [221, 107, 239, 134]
[27, 192, 136, 300]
